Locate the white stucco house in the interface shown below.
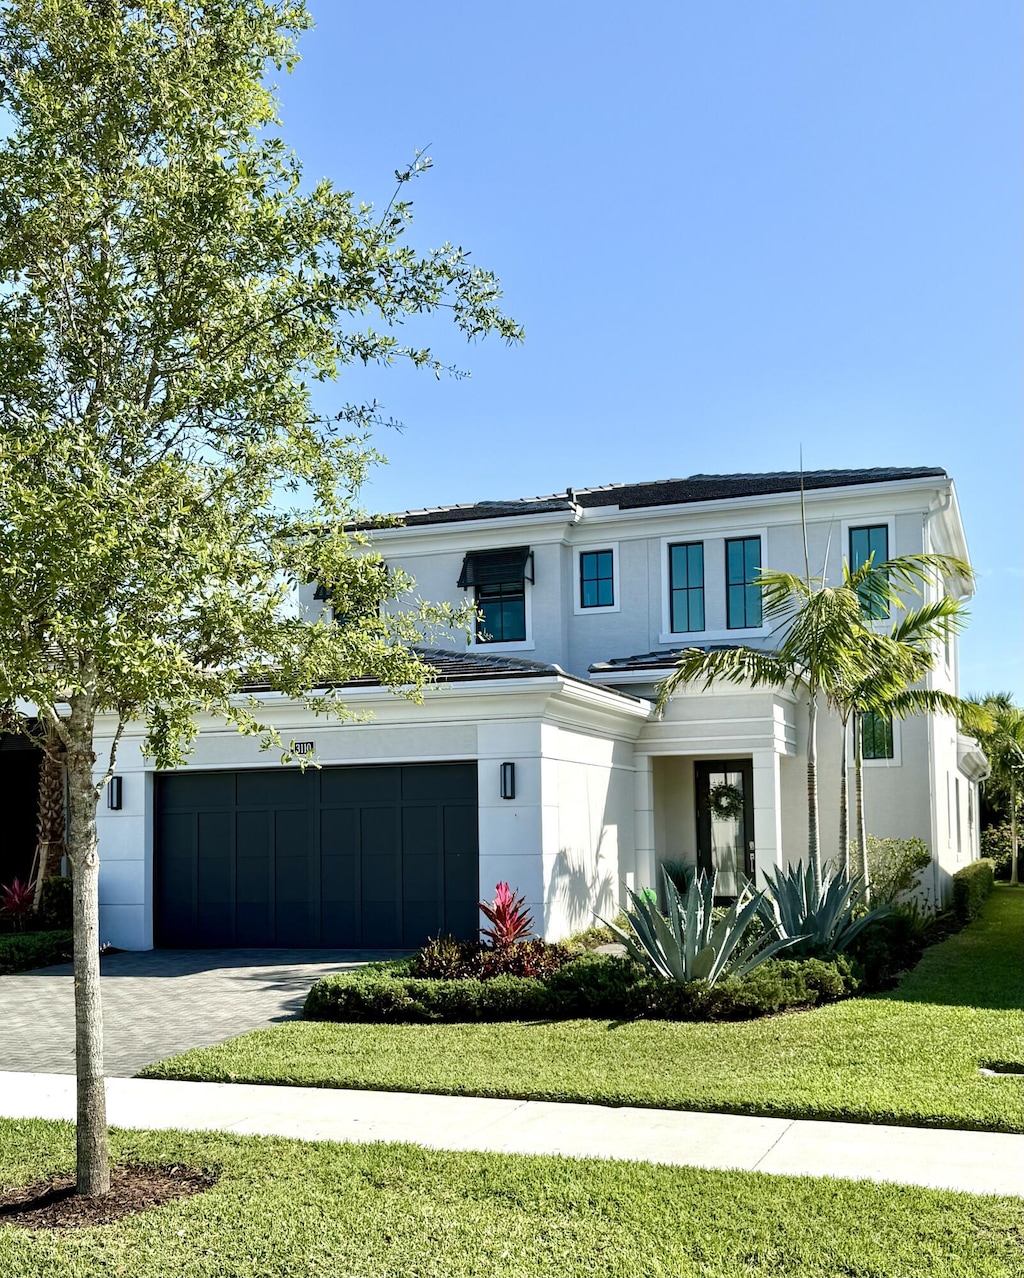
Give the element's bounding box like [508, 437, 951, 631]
[87, 465, 988, 951]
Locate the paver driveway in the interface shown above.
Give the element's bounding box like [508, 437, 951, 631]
[0, 949, 395, 1076]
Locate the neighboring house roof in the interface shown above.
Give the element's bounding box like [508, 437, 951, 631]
[242, 648, 644, 702]
[380, 467, 948, 528]
[589, 645, 744, 676]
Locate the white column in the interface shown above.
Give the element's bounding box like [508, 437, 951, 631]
[632, 754, 656, 897]
[751, 747, 783, 889]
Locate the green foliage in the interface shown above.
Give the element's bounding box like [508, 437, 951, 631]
[304, 973, 552, 1023]
[951, 859, 996, 923]
[36, 875, 73, 930]
[411, 935, 574, 980]
[0, 0, 521, 770]
[304, 950, 855, 1024]
[981, 824, 1023, 881]
[0, 929, 73, 974]
[660, 859, 691, 895]
[607, 867, 798, 985]
[860, 835, 932, 904]
[760, 861, 892, 955]
[846, 909, 934, 990]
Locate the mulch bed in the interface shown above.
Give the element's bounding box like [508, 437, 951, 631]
[0, 1164, 216, 1229]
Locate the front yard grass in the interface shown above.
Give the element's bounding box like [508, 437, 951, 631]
[143, 885, 1024, 1133]
[2, 1120, 1023, 1277]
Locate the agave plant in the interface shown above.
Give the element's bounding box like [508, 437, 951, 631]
[759, 861, 891, 955]
[605, 867, 800, 986]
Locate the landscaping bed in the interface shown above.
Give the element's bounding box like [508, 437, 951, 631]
[143, 886, 1024, 1133]
[0, 932, 73, 976]
[1, 1121, 1023, 1277]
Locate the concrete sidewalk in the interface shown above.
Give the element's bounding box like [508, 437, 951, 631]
[2, 1071, 1022, 1197]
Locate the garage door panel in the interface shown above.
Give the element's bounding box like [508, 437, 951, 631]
[362, 900, 401, 948]
[236, 769, 305, 807]
[236, 901, 273, 947]
[402, 763, 476, 803]
[321, 766, 401, 805]
[403, 900, 443, 945]
[159, 772, 234, 812]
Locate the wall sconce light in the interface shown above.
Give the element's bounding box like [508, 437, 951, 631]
[107, 776, 123, 811]
[500, 762, 516, 800]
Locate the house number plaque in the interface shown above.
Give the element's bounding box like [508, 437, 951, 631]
[292, 741, 315, 756]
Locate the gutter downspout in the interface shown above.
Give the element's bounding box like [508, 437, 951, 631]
[923, 488, 954, 909]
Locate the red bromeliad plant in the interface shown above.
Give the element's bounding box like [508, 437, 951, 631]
[479, 882, 534, 947]
[1, 878, 35, 930]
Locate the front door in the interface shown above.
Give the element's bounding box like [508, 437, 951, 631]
[694, 760, 755, 896]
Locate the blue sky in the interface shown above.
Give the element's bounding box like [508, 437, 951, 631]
[277, 1, 1021, 697]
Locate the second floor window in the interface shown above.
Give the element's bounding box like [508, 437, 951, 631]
[580, 549, 614, 608]
[458, 546, 532, 644]
[849, 524, 890, 619]
[476, 580, 526, 643]
[861, 710, 894, 760]
[726, 536, 762, 629]
[669, 542, 704, 632]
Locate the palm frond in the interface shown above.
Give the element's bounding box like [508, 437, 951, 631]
[656, 645, 796, 709]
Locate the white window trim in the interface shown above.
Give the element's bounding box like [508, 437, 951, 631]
[659, 527, 772, 644]
[573, 541, 620, 615]
[467, 575, 535, 652]
[858, 712, 902, 768]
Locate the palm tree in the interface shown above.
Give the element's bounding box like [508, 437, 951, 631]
[657, 550, 971, 899]
[966, 694, 1024, 885]
[833, 610, 989, 901]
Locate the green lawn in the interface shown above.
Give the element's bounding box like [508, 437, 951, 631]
[144, 885, 1024, 1132]
[1, 1121, 1022, 1277]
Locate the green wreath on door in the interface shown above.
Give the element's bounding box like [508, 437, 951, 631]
[708, 781, 744, 821]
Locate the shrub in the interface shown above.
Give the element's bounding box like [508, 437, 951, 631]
[847, 909, 933, 990]
[981, 824, 1023, 881]
[0, 930, 74, 975]
[37, 875, 73, 930]
[951, 859, 996, 924]
[304, 952, 858, 1024]
[863, 835, 932, 904]
[411, 935, 575, 981]
[304, 973, 553, 1023]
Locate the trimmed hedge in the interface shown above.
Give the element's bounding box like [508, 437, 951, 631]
[303, 953, 859, 1025]
[0, 930, 73, 975]
[951, 859, 996, 924]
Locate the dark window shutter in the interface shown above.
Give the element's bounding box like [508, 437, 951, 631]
[458, 546, 532, 589]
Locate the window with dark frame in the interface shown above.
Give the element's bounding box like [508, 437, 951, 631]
[475, 580, 526, 643]
[669, 542, 705, 632]
[849, 524, 890, 619]
[861, 710, 894, 760]
[579, 549, 614, 608]
[726, 536, 762, 629]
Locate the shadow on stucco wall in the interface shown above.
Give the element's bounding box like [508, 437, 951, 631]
[545, 844, 616, 936]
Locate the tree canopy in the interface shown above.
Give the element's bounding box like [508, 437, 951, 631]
[0, 0, 522, 768]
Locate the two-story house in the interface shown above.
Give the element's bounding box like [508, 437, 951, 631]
[92, 466, 988, 951]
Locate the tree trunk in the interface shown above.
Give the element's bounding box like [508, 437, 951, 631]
[32, 745, 67, 911]
[1011, 783, 1019, 887]
[838, 715, 850, 878]
[65, 701, 109, 1197]
[807, 692, 821, 898]
[854, 712, 870, 904]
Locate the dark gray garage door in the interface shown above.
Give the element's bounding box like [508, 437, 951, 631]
[155, 763, 479, 948]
